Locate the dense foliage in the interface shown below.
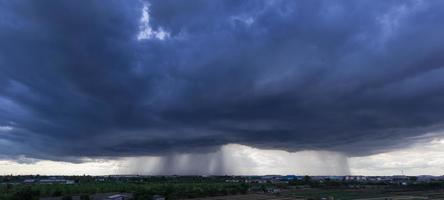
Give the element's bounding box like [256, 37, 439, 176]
[0, 180, 248, 200]
[2, 175, 444, 200]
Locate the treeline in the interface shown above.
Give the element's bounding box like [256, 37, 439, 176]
[288, 176, 444, 189]
[0, 182, 248, 200]
[0, 175, 243, 184]
[133, 183, 248, 199]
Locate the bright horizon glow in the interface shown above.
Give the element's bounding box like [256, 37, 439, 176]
[1, 140, 444, 176]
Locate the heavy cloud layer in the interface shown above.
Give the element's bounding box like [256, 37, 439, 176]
[1, 0, 444, 161]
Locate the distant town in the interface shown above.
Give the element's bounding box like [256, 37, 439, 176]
[2, 174, 444, 199]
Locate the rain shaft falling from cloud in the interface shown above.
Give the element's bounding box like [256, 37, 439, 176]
[119, 144, 350, 175]
[1, 0, 444, 166]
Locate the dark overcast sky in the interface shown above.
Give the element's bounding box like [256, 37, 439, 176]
[1, 0, 444, 162]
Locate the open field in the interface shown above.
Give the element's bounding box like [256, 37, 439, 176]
[34, 189, 444, 200]
[187, 193, 305, 200]
[186, 188, 444, 200]
[3, 175, 444, 200]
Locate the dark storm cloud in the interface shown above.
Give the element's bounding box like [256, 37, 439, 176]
[1, 0, 444, 161]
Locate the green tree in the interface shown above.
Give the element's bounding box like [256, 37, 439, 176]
[11, 187, 39, 200]
[80, 194, 90, 200]
[303, 175, 312, 183]
[62, 195, 73, 200]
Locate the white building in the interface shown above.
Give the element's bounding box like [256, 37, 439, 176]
[105, 194, 130, 200]
[344, 176, 367, 182]
[23, 179, 36, 184]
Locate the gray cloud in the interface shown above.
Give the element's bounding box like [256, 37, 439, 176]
[1, 0, 444, 161]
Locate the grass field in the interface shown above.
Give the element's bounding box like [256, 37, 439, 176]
[2, 178, 444, 200]
[187, 188, 444, 200]
[0, 182, 248, 200]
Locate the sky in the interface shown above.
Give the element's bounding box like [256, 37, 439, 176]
[0, 0, 444, 175]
